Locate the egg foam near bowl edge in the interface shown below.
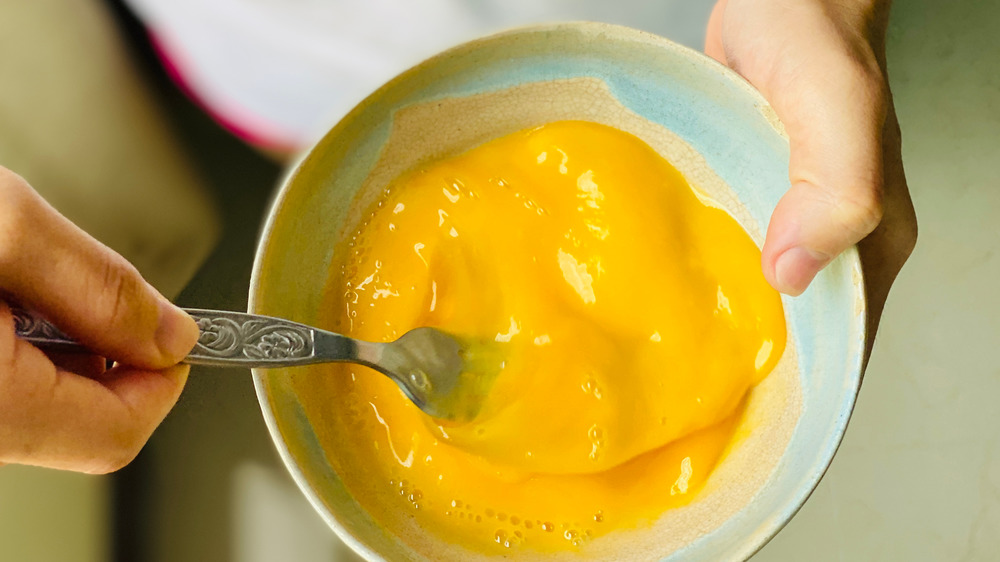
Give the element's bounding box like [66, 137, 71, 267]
[292, 79, 800, 561]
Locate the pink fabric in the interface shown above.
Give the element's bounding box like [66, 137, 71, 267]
[148, 30, 300, 153]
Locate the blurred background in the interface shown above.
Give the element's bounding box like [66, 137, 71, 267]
[0, 0, 997, 560]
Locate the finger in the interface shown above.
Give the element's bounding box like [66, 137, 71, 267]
[0, 168, 199, 368]
[45, 351, 107, 379]
[755, 19, 888, 295]
[704, 0, 729, 64]
[0, 319, 189, 473]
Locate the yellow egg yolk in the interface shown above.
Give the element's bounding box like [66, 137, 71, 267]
[312, 120, 786, 553]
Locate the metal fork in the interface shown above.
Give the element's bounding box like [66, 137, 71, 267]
[12, 308, 480, 421]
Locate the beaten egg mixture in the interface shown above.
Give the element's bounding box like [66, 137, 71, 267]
[311, 120, 786, 553]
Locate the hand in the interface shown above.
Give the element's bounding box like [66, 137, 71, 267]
[0, 167, 200, 473]
[705, 0, 918, 354]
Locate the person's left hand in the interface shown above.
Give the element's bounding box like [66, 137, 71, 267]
[705, 0, 918, 356]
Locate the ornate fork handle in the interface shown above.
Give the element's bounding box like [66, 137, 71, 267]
[184, 309, 321, 366]
[12, 308, 353, 368]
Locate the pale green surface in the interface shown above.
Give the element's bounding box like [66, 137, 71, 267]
[0, 466, 109, 562]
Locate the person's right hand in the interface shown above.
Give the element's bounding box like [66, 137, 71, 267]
[0, 166, 200, 473]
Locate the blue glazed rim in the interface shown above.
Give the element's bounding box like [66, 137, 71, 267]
[249, 21, 866, 561]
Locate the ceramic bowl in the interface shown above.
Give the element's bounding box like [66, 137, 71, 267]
[249, 22, 865, 561]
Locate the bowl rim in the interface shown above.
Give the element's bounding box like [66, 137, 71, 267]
[248, 20, 867, 561]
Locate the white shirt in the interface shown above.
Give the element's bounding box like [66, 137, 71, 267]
[124, 0, 713, 149]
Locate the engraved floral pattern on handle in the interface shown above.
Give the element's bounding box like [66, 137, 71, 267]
[11, 308, 73, 344]
[12, 307, 322, 367]
[190, 313, 314, 362]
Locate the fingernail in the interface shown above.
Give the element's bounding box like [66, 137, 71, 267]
[774, 247, 830, 296]
[155, 299, 199, 363]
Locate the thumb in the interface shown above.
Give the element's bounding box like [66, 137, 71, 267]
[760, 48, 888, 295]
[0, 168, 199, 368]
